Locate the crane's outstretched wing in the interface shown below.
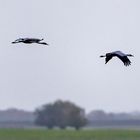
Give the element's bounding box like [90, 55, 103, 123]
[121, 56, 131, 66]
[112, 51, 131, 66]
[105, 54, 113, 64]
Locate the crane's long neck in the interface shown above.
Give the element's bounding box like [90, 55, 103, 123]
[100, 55, 106, 57]
[12, 41, 21, 43]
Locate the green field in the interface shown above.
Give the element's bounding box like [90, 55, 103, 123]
[0, 129, 140, 140]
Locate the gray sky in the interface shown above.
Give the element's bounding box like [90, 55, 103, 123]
[0, 0, 140, 113]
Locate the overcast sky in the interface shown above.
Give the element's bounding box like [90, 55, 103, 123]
[0, 0, 140, 113]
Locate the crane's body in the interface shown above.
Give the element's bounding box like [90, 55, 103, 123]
[12, 38, 49, 45]
[100, 51, 133, 66]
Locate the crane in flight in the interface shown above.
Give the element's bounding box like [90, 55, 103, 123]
[100, 51, 134, 66]
[12, 38, 49, 45]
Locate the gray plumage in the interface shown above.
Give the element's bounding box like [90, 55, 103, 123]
[12, 38, 49, 45]
[100, 51, 134, 66]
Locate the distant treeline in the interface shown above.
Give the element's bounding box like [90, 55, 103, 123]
[0, 101, 140, 128]
[0, 108, 140, 122]
[87, 110, 140, 121]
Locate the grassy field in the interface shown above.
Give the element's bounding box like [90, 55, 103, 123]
[0, 129, 140, 140]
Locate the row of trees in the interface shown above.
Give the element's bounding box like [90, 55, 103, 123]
[34, 100, 87, 129]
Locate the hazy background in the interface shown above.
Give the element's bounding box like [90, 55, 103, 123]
[0, 0, 139, 113]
